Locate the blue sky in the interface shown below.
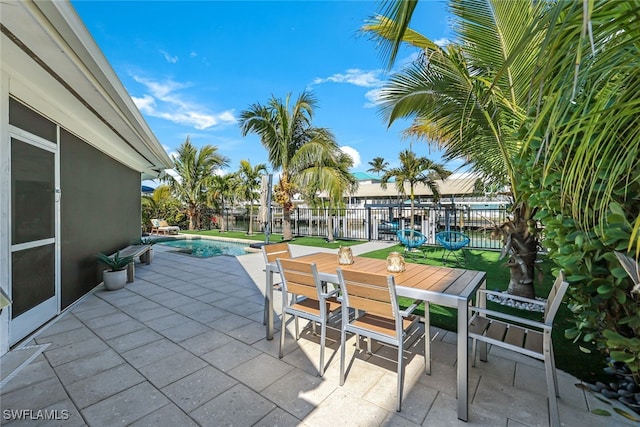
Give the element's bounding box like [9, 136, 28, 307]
[72, 1, 455, 180]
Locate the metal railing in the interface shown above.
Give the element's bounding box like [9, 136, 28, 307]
[210, 205, 509, 250]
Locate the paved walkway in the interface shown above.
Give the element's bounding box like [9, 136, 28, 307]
[0, 242, 633, 426]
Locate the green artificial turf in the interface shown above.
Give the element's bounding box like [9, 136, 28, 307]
[361, 245, 608, 384]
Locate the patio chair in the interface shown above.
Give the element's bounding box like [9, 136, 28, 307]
[336, 268, 422, 412]
[396, 229, 427, 258]
[276, 258, 341, 376]
[262, 242, 292, 324]
[150, 218, 180, 235]
[435, 231, 470, 265]
[468, 271, 569, 427]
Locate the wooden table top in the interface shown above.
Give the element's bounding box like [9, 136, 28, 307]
[292, 252, 485, 303]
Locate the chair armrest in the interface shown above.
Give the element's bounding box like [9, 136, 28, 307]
[476, 289, 545, 307]
[400, 299, 421, 317]
[469, 306, 550, 330]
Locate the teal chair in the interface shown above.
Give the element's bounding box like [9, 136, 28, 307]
[396, 229, 427, 258]
[436, 231, 470, 265]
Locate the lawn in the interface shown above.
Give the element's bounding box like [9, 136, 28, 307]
[361, 244, 608, 384]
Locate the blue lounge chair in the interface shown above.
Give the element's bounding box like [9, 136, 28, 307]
[397, 229, 427, 258]
[436, 231, 470, 265]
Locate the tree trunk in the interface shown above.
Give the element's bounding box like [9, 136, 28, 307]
[327, 211, 335, 242]
[497, 211, 538, 298]
[282, 206, 293, 241]
[219, 202, 226, 232]
[188, 205, 196, 230]
[409, 188, 415, 231]
[248, 202, 254, 235]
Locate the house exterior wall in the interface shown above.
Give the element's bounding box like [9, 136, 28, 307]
[60, 129, 140, 309]
[0, 1, 171, 354]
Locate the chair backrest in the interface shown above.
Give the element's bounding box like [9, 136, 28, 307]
[544, 270, 569, 324]
[277, 259, 321, 300]
[262, 242, 292, 264]
[151, 219, 160, 227]
[337, 269, 398, 320]
[397, 230, 427, 248]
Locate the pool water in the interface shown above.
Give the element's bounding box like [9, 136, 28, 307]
[158, 239, 249, 258]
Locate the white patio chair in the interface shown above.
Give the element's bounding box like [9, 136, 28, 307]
[277, 258, 341, 376]
[468, 271, 569, 427]
[262, 242, 292, 325]
[336, 268, 421, 412]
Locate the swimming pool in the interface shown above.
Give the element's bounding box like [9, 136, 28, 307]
[158, 238, 249, 258]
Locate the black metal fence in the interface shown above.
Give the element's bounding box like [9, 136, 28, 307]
[210, 205, 509, 250]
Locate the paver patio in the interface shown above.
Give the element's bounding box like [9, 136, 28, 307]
[0, 243, 634, 426]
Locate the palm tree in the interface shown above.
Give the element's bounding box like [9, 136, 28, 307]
[239, 91, 343, 241]
[524, 1, 640, 255]
[363, 0, 545, 297]
[168, 137, 229, 230]
[381, 150, 450, 231]
[367, 156, 389, 176]
[209, 174, 237, 233]
[320, 151, 359, 242]
[237, 160, 267, 235]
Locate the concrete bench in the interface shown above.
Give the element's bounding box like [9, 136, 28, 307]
[112, 244, 152, 283]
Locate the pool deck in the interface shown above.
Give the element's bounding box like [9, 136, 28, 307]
[0, 241, 634, 426]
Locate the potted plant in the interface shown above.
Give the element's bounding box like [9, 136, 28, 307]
[97, 251, 134, 291]
[135, 237, 157, 264]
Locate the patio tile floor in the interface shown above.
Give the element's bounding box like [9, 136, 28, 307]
[1, 243, 635, 426]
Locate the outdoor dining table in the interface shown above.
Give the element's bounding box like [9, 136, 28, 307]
[264, 251, 486, 422]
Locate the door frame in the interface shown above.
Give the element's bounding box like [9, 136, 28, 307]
[8, 124, 61, 345]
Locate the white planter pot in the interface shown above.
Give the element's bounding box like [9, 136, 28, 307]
[103, 269, 127, 291]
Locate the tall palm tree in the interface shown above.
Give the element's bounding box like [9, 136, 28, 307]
[367, 156, 389, 176]
[319, 151, 359, 242]
[168, 137, 229, 230]
[381, 150, 450, 231]
[363, 0, 545, 297]
[209, 174, 237, 233]
[237, 160, 267, 235]
[239, 91, 343, 241]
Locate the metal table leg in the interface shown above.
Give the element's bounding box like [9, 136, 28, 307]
[457, 296, 469, 421]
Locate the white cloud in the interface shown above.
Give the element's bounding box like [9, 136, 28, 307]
[190, 51, 197, 57]
[313, 68, 384, 88]
[131, 75, 236, 130]
[364, 88, 384, 109]
[340, 146, 361, 168]
[160, 50, 178, 63]
[434, 38, 451, 47]
[132, 94, 156, 113]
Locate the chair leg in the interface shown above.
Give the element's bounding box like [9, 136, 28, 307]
[397, 343, 404, 412]
[424, 303, 431, 375]
[339, 323, 347, 386]
[279, 312, 287, 359]
[294, 315, 299, 340]
[550, 342, 559, 396]
[319, 320, 326, 377]
[544, 337, 560, 427]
